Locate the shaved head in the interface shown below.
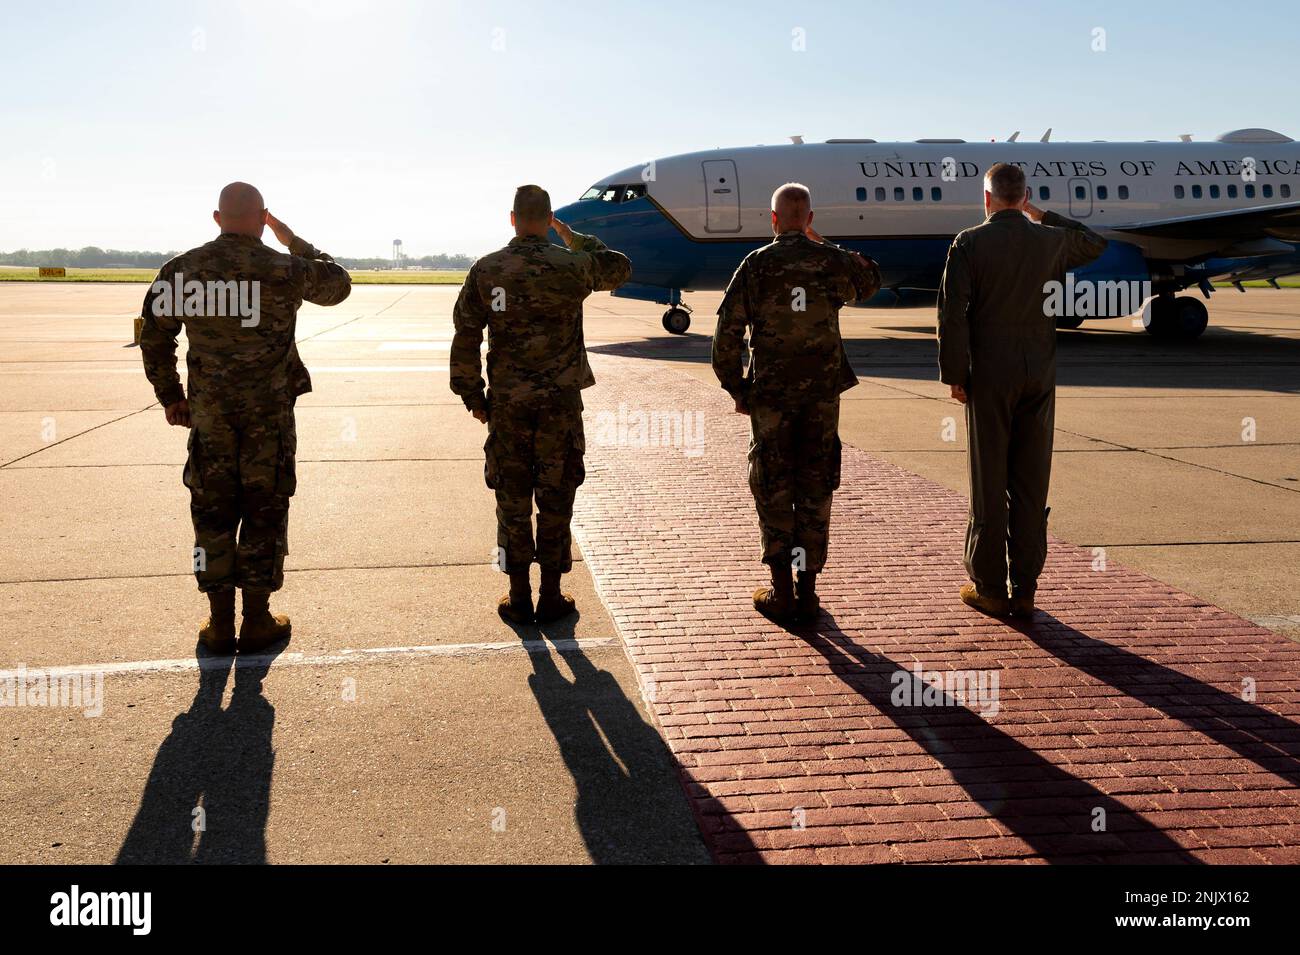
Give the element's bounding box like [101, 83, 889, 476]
[214, 181, 266, 237]
[770, 181, 813, 233]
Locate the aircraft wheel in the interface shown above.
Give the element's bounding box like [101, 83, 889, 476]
[662, 307, 691, 334]
[1141, 295, 1177, 338]
[1055, 316, 1084, 330]
[1173, 296, 1209, 339]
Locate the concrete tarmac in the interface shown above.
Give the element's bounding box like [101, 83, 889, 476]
[0, 280, 1296, 863]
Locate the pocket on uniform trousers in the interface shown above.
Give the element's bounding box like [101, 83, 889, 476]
[747, 437, 768, 495]
[483, 430, 500, 489]
[563, 426, 586, 489]
[830, 435, 843, 491]
[274, 417, 298, 497]
[182, 430, 203, 490]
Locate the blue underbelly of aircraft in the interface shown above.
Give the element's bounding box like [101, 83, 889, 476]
[553, 196, 1153, 300]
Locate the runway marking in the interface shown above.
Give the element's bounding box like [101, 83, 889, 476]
[378, 340, 452, 351]
[29, 637, 620, 676]
[0, 365, 449, 374]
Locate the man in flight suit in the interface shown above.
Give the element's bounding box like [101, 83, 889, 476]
[451, 185, 631, 625]
[713, 182, 881, 624]
[937, 162, 1107, 617]
[141, 181, 352, 654]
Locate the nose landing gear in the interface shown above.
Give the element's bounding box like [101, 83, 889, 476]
[662, 304, 692, 334]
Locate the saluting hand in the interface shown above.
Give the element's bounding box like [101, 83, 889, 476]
[1021, 193, 1046, 224]
[550, 215, 575, 249]
[472, 408, 488, 424]
[265, 210, 296, 248]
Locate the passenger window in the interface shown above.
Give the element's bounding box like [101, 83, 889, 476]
[1175, 185, 1185, 199]
[1263, 184, 1274, 198]
[931, 187, 942, 201]
[856, 187, 868, 201]
[1192, 185, 1203, 199]
[893, 187, 904, 201]
[1245, 184, 1256, 198]
[1096, 185, 1108, 200]
[1118, 185, 1129, 199]
[1209, 184, 1220, 199]
[1074, 185, 1086, 200]
[1039, 186, 1050, 201]
[1227, 184, 1238, 198]
[875, 187, 886, 201]
[1284, 184, 1293, 199]
[912, 186, 923, 201]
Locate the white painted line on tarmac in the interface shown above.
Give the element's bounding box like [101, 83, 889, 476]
[15, 637, 619, 677]
[378, 341, 451, 351]
[0, 365, 451, 374]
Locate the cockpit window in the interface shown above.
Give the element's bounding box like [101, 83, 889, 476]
[579, 183, 647, 202]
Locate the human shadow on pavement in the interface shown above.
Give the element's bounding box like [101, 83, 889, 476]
[116, 645, 282, 865]
[499, 612, 719, 864]
[1015, 612, 1300, 787]
[799, 612, 1204, 863]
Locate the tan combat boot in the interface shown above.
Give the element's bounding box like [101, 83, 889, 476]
[534, 568, 576, 624]
[238, 590, 292, 654]
[795, 570, 820, 625]
[198, 590, 236, 655]
[959, 583, 1011, 617]
[498, 568, 535, 625]
[754, 565, 796, 624]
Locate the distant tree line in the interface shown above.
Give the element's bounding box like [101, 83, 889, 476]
[0, 247, 476, 270]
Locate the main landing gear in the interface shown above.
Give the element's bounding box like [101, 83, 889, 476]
[1142, 294, 1209, 340]
[662, 304, 692, 334]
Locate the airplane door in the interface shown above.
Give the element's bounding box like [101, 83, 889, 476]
[702, 160, 741, 233]
[1068, 177, 1093, 217]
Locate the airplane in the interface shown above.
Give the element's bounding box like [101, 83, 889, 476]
[551, 128, 1300, 339]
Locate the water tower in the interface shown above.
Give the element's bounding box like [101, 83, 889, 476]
[392, 239, 403, 270]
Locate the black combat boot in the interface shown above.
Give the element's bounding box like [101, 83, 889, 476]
[498, 568, 534, 625]
[795, 570, 820, 624]
[753, 563, 796, 624]
[534, 567, 576, 624]
[198, 589, 236, 655]
[238, 590, 292, 654]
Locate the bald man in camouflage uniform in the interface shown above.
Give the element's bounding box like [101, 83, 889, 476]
[714, 183, 880, 625]
[141, 182, 351, 654]
[938, 162, 1106, 618]
[452, 185, 630, 625]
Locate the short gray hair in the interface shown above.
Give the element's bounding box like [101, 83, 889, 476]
[771, 181, 811, 212]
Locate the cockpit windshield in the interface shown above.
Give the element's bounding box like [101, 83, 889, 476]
[579, 183, 647, 202]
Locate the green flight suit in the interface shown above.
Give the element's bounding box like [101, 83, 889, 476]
[937, 208, 1107, 598]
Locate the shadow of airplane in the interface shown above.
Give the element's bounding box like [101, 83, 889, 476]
[589, 319, 1300, 395]
[116, 645, 282, 865]
[798, 611, 1204, 864]
[498, 611, 720, 864]
[1015, 612, 1300, 786]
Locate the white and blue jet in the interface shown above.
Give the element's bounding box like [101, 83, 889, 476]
[551, 127, 1300, 339]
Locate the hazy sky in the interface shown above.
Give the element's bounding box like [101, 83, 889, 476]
[1, 0, 1295, 257]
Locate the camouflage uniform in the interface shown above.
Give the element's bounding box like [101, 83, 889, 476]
[140, 233, 351, 594]
[451, 231, 630, 572]
[938, 209, 1106, 598]
[713, 232, 880, 572]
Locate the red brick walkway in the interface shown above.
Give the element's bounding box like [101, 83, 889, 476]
[572, 354, 1300, 864]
